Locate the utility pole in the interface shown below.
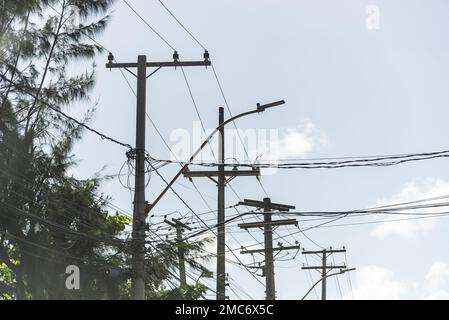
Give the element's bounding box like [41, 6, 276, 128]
[237, 198, 299, 300]
[106, 51, 210, 300]
[183, 107, 260, 300]
[217, 107, 226, 301]
[164, 218, 192, 287]
[302, 248, 348, 300]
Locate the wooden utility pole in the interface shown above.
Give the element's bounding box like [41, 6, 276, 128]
[164, 218, 192, 287]
[183, 107, 260, 300]
[238, 198, 299, 300]
[106, 52, 210, 300]
[301, 248, 347, 300]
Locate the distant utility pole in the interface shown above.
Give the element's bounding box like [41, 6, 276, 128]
[301, 248, 348, 300]
[237, 198, 299, 300]
[183, 107, 260, 301]
[106, 51, 211, 300]
[164, 218, 192, 287]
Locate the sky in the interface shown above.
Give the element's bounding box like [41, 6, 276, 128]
[69, 0, 449, 299]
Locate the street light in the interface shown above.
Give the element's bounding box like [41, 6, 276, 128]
[301, 268, 356, 300]
[146, 100, 286, 213]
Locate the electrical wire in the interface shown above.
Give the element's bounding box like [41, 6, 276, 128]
[0, 75, 132, 149]
[152, 149, 449, 169]
[156, 0, 207, 50]
[122, 0, 176, 51]
[146, 159, 265, 287]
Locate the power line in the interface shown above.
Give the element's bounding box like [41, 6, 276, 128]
[156, 0, 207, 50]
[180, 65, 217, 160]
[93, 31, 251, 293]
[311, 213, 449, 229]
[343, 251, 354, 299]
[331, 254, 344, 299]
[108, 44, 266, 293]
[226, 209, 449, 254]
[147, 225, 258, 299]
[122, 0, 176, 51]
[0, 228, 129, 271]
[154, 0, 274, 202]
[153, 149, 449, 169]
[146, 233, 217, 297]
[0, 75, 132, 149]
[0, 200, 129, 248]
[0, 138, 134, 217]
[146, 159, 266, 287]
[140, 3, 281, 283]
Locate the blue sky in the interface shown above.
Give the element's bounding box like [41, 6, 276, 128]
[70, 0, 449, 299]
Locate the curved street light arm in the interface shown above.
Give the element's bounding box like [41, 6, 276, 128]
[147, 100, 285, 213]
[301, 268, 356, 300]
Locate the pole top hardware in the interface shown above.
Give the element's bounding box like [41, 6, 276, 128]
[108, 52, 114, 63]
[173, 51, 179, 62]
[204, 50, 210, 62]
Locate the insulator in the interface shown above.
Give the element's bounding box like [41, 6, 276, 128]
[108, 52, 114, 63]
[203, 50, 210, 61]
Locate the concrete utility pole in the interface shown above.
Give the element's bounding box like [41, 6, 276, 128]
[106, 52, 210, 300]
[237, 198, 299, 300]
[302, 248, 348, 300]
[164, 218, 192, 287]
[183, 107, 260, 300]
[217, 107, 226, 300]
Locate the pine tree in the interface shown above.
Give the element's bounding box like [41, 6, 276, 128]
[0, 0, 212, 300]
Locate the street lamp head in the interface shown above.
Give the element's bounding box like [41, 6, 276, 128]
[256, 100, 285, 112]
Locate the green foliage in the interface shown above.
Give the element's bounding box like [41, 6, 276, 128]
[0, 0, 213, 300]
[147, 283, 209, 300]
[0, 0, 129, 300]
[0, 262, 16, 300]
[107, 212, 133, 233]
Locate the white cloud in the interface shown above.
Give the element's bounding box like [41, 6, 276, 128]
[272, 119, 327, 159]
[425, 261, 449, 290]
[269, 119, 327, 159]
[245, 119, 327, 176]
[345, 265, 409, 300]
[345, 262, 449, 300]
[246, 119, 327, 162]
[370, 178, 449, 238]
[426, 290, 449, 300]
